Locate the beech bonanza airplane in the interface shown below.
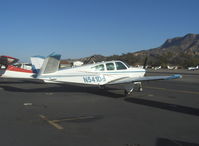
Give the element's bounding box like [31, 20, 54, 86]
[36, 53, 182, 95]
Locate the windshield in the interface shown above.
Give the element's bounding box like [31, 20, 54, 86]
[122, 61, 130, 68]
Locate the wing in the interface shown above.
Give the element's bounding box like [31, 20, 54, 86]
[0, 56, 19, 66]
[107, 74, 182, 85]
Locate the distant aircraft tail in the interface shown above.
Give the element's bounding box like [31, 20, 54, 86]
[37, 53, 61, 77]
[30, 56, 45, 73]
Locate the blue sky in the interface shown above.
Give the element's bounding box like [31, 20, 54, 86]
[0, 0, 199, 61]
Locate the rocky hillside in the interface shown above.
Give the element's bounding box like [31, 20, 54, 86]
[140, 33, 199, 56]
[63, 33, 199, 68]
[105, 33, 199, 67]
[131, 33, 199, 67]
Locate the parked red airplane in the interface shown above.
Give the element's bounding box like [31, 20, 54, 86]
[0, 55, 44, 78]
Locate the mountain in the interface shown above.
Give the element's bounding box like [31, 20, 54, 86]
[63, 33, 199, 68]
[132, 33, 199, 67]
[104, 33, 199, 68]
[143, 33, 199, 56]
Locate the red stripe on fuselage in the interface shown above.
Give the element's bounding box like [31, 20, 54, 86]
[7, 65, 33, 73]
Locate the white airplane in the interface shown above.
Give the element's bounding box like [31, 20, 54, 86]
[154, 66, 161, 70]
[0, 55, 44, 78]
[167, 66, 178, 70]
[37, 53, 182, 95]
[188, 65, 199, 71]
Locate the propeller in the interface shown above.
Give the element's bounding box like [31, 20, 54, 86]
[143, 56, 148, 69]
[84, 56, 96, 64]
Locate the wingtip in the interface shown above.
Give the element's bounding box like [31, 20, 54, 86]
[173, 74, 182, 79]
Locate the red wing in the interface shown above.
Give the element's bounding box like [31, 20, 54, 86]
[0, 56, 19, 66]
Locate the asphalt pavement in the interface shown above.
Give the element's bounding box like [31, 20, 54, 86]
[0, 70, 199, 146]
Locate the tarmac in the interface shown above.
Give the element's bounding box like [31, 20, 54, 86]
[0, 69, 199, 146]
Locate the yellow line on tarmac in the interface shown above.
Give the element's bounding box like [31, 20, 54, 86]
[39, 115, 64, 130]
[145, 86, 199, 95]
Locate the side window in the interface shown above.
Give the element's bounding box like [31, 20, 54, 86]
[106, 63, 115, 70]
[92, 64, 105, 71]
[116, 62, 127, 70]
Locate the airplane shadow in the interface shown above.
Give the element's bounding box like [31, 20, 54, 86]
[0, 78, 43, 84]
[125, 98, 199, 116]
[156, 138, 199, 146]
[0, 83, 125, 98]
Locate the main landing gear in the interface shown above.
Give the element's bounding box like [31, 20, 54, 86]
[124, 82, 143, 96]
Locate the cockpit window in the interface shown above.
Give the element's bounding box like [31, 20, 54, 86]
[116, 62, 127, 70]
[92, 64, 105, 71]
[106, 63, 115, 70]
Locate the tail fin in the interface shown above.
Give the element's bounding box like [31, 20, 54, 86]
[37, 53, 61, 77]
[30, 56, 45, 73]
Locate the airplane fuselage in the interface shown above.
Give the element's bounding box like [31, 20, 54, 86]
[39, 61, 146, 85]
[0, 65, 34, 78]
